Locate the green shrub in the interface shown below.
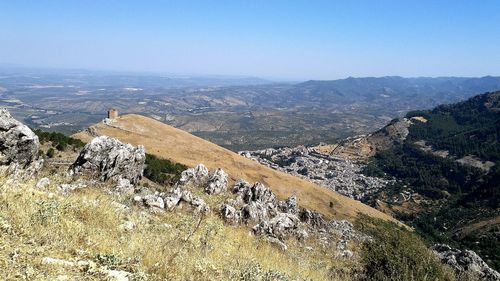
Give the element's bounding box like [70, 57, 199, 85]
[46, 148, 55, 158]
[33, 129, 86, 149]
[357, 216, 454, 281]
[143, 154, 187, 185]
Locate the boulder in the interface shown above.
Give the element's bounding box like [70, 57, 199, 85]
[58, 182, 88, 193]
[158, 187, 209, 213]
[143, 194, 165, 209]
[278, 195, 299, 214]
[69, 136, 145, 185]
[252, 212, 301, 241]
[232, 179, 252, 194]
[190, 196, 210, 214]
[35, 177, 50, 189]
[239, 182, 277, 205]
[205, 168, 228, 194]
[162, 188, 183, 209]
[299, 209, 327, 229]
[0, 108, 42, 177]
[241, 201, 271, 223]
[432, 244, 500, 281]
[179, 164, 209, 186]
[220, 204, 241, 224]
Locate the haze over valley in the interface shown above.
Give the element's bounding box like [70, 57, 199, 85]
[2, 68, 499, 150]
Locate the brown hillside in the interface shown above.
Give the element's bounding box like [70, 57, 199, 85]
[73, 114, 398, 223]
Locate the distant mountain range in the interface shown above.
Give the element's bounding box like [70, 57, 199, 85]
[287, 76, 500, 105]
[2, 69, 500, 150]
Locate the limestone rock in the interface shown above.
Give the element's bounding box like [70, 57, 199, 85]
[58, 181, 88, 192]
[162, 188, 183, 209]
[299, 209, 327, 229]
[239, 182, 277, 205]
[191, 196, 210, 214]
[69, 136, 145, 185]
[205, 168, 228, 194]
[41, 257, 75, 267]
[278, 195, 299, 214]
[143, 194, 165, 209]
[100, 269, 132, 281]
[241, 201, 272, 223]
[220, 204, 241, 224]
[0, 108, 43, 177]
[133, 187, 210, 214]
[327, 219, 367, 241]
[35, 177, 50, 189]
[252, 212, 301, 241]
[179, 164, 209, 186]
[432, 244, 500, 281]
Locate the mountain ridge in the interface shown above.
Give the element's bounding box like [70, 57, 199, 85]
[73, 114, 398, 223]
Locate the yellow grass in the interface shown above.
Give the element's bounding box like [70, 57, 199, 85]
[73, 114, 398, 224]
[0, 176, 359, 280]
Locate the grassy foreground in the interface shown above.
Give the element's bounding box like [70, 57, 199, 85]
[0, 174, 358, 280]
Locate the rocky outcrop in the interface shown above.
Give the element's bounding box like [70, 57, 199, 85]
[134, 187, 210, 214]
[369, 118, 411, 147]
[252, 212, 301, 241]
[69, 136, 145, 186]
[179, 164, 209, 186]
[299, 209, 327, 229]
[0, 108, 43, 177]
[218, 179, 366, 253]
[277, 195, 299, 215]
[205, 168, 228, 194]
[180, 164, 230, 196]
[432, 244, 500, 281]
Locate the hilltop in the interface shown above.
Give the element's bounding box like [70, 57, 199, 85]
[73, 114, 395, 223]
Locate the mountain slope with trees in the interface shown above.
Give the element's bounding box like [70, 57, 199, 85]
[363, 91, 500, 270]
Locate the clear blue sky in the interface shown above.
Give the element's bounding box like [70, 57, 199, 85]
[1, 0, 499, 80]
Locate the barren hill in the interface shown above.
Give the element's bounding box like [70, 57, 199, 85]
[73, 114, 396, 222]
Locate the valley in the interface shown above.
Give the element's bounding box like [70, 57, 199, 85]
[2, 70, 500, 150]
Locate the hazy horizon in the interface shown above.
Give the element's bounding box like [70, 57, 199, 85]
[1, 1, 499, 80]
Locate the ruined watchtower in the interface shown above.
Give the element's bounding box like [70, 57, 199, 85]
[108, 109, 118, 119]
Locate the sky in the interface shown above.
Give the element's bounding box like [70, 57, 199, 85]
[1, 0, 499, 80]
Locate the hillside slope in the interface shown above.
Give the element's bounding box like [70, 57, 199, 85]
[362, 91, 500, 270]
[73, 114, 396, 223]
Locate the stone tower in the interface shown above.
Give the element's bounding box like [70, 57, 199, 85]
[108, 109, 118, 119]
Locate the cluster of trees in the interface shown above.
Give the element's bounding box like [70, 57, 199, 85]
[34, 129, 85, 151]
[33, 129, 86, 158]
[143, 154, 187, 185]
[406, 92, 499, 161]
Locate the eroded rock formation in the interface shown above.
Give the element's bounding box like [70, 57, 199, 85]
[432, 244, 500, 281]
[0, 108, 43, 178]
[69, 136, 145, 186]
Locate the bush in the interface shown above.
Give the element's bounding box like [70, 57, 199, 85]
[357, 216, 454, 281]
[46, 148, 55, 158]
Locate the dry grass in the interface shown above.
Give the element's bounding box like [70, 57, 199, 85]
[73, 114, 398, 224]
[0, 175, 360, 280]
